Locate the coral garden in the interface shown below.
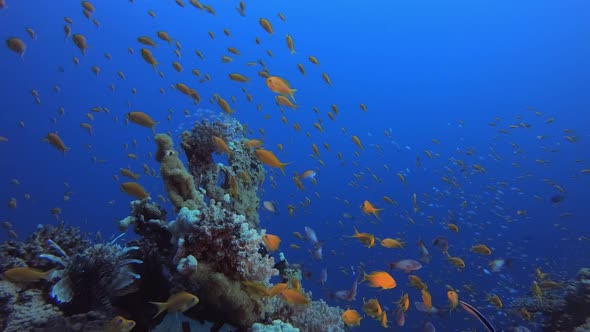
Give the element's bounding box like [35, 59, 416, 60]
[509, 268, 590, 331]
[0, 117, 345, 331]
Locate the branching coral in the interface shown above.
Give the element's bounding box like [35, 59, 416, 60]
[40, 237, 142, 314]
[155, 134, 205, 212]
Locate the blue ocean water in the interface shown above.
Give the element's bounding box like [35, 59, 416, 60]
[1, 0, 589, 331]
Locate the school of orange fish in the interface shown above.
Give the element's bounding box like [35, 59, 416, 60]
[2, 0, 589, 330]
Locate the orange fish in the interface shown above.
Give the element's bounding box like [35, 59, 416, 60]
[421, 288, 432, 310]
[120, 182, 149, 199]
[6, 37, 26, 58]
[266, 76, 296, 101]
[244, 139, 263, 149]
[44, 133, 70, 153]
[278, 288, 309, 305]
[341, 309, 362, 326]
[348, 227, 375, 248]
[361, 271, 396, 290]
[127, 111, 158, 133]
[262, 234, 281, 251]
[362, 298, 383, 318]
[398, 293, 410, 312]
[380, 238, 405, 248]
[2, 267, 55, 283]
[447, 290, 459, 311]
[212, 136, 231, 156]
[255, 149, 289, 174]
[352, 135, 363, 150]
[361, 200, 383, 219]
[268, 283, 288, 296]
[258, 18, 273, 34]
[149, 291, 199, 318]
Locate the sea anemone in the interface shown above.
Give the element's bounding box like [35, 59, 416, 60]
[39, 235, 142, 314]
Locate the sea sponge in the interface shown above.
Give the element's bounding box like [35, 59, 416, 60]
[155, 133, 205, 211]
[180, 263, 263, 329]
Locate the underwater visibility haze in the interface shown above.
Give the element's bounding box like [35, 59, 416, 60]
[0, 0, 589, 331]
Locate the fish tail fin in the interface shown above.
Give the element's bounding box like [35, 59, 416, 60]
[149, 301, 168, 318]
[373, 208, 384, 220]
[42, 267, 59, 280]
[359, 272, 368, 284]
[289, 89, 297, 102]
[279, 162, 290, 175]
[353, 227, 360, 236]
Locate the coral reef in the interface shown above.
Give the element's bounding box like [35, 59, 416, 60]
[510, 268, 590, 331]
[0, 116, 345, 332]
[180, 201, 278, 281]
[178, 262, 264, 329]
[0, 280, 62, 332]
[0, 222, 91, 272]
[265, 294, 345, 332]
[180, 117, 265, 228]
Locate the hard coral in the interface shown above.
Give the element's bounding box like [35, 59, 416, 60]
[252, 319, 300, 332]
[0, 222, 91, 272]
[266, 294, 345, 332]
[155, 133, 205, 212]
[0, 281, 62, 332]
[118, 198, 173, 254]
[180, 117, 264, 228]
[180, 118, 241, 178]
[510, 268, 590, 331]
[40, 238, 142, 314]
[182, 201, 277, 282]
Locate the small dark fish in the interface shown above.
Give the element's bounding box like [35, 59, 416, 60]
[432, 237, 449, 253]
[460, 300, 496, 332]
[550, 194, 565, 204]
